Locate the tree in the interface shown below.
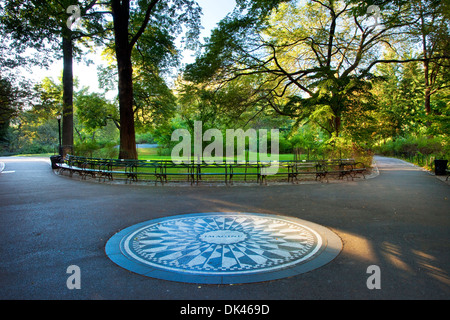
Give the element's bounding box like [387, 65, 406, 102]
[185, 0, 444, 139]
[0, 78, 18, 148]
[7, 76, 64, 154]
[106, 0, 201, 159]
[371, 53, 426, 141]
[409, 0, 450, 115]
[1, 0, 108, 156]
[2, 0, 201, 159]
[75, 89, 118, 134]
[0, 25, 35, 152]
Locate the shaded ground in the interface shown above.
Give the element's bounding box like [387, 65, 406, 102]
[0, 155, 448, 301]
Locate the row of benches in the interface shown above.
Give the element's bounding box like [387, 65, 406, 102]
[56, 155, 368, 185]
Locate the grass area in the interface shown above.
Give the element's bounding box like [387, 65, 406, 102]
[116, 162, 317, 183]
[8, 147, 367, 164]
[137, 148, 298, 162]
[126, 148, 370, 183]
[116, 149, 322, 183]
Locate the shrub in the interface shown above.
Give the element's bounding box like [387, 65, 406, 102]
[136, 132, 156, 144]
[19, 142, 54, 155]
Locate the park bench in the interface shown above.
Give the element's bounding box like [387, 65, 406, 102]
[256, 161, 291, 184]
[117, 159, 165, 185]
[56, 155, 368, 185]
[252, 160, 323, 185]
[263, 160, 350, 183]
[96, 158, 118, 181]
[57, 156, 93, 180]
[314, 159, 367, 182]
[285, 160, 321, 183]
[162, 161, 261, 185]
[57, 155, 88, 178]
[194, 162, 231, 185]
[229, 162, 267, 185]
[58, 156, 128, 181]
[348, 160, 368, 179]
[81, 157, 113, 181]
[161, 161, 197, 185]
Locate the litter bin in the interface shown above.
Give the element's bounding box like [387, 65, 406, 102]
[50, 155, 63, 169]
[434, 159, 448, 176]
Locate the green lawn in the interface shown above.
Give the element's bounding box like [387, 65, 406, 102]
[137, 148, 297, 162]
[129, 149, 315, 183]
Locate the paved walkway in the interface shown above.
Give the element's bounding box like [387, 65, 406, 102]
[0, 155, 448, 300]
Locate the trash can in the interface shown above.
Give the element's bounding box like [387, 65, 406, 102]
[50, 155, 63, 169]
[434, 159, 448, 176]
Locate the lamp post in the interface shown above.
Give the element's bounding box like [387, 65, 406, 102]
[57, 115, 62, 156]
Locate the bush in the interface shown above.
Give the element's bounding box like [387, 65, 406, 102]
[376, 135, 446, 157]
[278, 136, 293, 154]
[74, 140, 118, 158]
[94, 142, 119, 158]
[74, 141, 99, 157]
[19, 142, 54, 155]
[136, 132, 156, 144]
[374, 134, 449, 169]
[157, 147, 172, 157]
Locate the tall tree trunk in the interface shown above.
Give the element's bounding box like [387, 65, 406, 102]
[424, 84, 432, 115]
[419, 1, 432, 116]
[62, 33, 74, 157]
[333, 115, 341, 137]
[112, 0, 137, 160]
[117, 53, 137, 160]
[422, 29, 433, 116]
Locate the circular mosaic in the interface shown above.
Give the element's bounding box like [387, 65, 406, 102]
[105, 213, 342, 284]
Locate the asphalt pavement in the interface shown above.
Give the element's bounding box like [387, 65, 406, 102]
[0, 155, 448, 301]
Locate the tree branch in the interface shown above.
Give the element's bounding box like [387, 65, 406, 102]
[363, 56, 450, 75]
[129, 0, 160, 50]
[268, 44, 314, 96]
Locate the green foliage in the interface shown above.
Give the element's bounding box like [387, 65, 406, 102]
[136, 132, 156, 144]
[74, 140, 118, 158]
[376, 135, 447, 157]
[75, 89, 117, 133]
[1, 0, 448, 163]
[185, 0, 415, 140]
[0, 78, 17, 146]
[0, 75, 122, 155]
[150, 119, 184, 150]
[0, 0, 108, 60]
[133, 72, 177, 132]
[182, 0, 448, 163]
[426, 92, 450, 136]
